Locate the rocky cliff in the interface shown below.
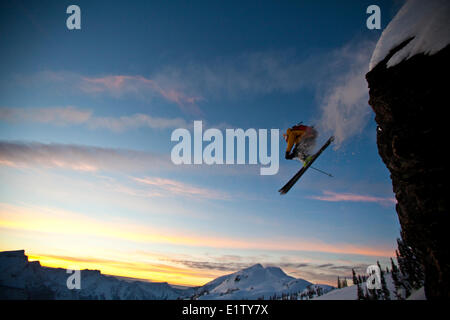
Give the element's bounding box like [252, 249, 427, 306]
[366, 39, 449, 299]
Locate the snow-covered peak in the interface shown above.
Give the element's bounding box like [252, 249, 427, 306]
[242, 263, 264, 272]
[369, 0, 450, 70]
[196, 264, 321, 300]
[240, 264, 290, 279]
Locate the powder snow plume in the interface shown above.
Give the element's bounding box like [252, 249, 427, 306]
[316, 41, 375, 148]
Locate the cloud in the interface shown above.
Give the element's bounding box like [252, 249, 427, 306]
[172, 260, 253, 272]
[151, 50, 322, 99]
[173, 260, 313, 273]
[0, 140, 231, 201]
[0, 106, 188, 132]
[315, 41, 376, 147]
[12, 43, 375, 143]
[12, 44, 373, 128]
[105, 44, 373, 145]
[15, 71, 204, 114]
[0, 106, 92, 125]
[0, 140, 170, 172]
[169, 258, 376, 286]
[80, 75, 204, 114]
[0, 201, 394, 258]
[86, 113, 188, 131]
[133, 176, 230, 200]
[287, 262, 373, 285]
[0, 140, 263, 180]
[308, 190, 397, 206]
[317, 263, 334, 268]
[15, 51, 320, 110]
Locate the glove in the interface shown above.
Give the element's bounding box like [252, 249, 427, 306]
[285, 151, 295, 160]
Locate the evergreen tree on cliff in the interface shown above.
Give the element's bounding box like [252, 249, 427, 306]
[377, 261, 390, 300]
[390, 257, 403, 299]
[395, 237, 425, 298]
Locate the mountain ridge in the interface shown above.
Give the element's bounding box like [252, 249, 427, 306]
[0, 249, 333, 300]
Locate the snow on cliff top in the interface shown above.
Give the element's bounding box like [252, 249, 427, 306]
[369, 0, 450, 71]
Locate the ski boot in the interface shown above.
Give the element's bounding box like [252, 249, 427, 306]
[303, 155, 313, 167]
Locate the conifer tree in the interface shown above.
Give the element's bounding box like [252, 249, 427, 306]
[365, 286, 378, 300]
[390, 257, 403, 299]
[342, 277, 348, 288]
[357, 283, 364, 300]
[352, 268, 358, 285]
[396, 237, 424, 293]
[377, 261, 390, 300]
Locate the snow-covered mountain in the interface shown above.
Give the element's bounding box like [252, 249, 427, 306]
[0, 250, 191, 299]
[8, 249, 424, 300]
[0, 250, 333, 300]
[193, 263, 333, 300]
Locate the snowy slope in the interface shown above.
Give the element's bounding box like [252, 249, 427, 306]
[313, 274, 425, 300]
[407, 287, 426, 300]
[369, 0, 450, 70]
[313, 282, 360, 300]
[195, 264, 333, 300]
[315, 274, 396, 300]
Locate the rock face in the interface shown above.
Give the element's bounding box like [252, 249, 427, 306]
[366, 40, 449, 299]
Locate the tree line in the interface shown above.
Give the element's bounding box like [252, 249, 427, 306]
[343, 237, 425, 300]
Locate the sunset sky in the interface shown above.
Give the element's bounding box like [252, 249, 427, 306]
[0, 0, 402, 286]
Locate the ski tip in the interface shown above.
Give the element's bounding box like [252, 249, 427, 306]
[278, 188, 287, 195]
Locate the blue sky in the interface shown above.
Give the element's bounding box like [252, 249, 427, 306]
[0, 0, 403, 286]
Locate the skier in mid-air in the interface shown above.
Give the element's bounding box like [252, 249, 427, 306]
[283, 123, 318, 166]
[280, 123, 334, 194]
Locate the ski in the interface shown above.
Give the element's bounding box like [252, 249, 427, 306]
[279, 136, 334, 195]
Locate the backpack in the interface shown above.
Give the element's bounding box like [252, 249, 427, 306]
[292, 124, 308, 131]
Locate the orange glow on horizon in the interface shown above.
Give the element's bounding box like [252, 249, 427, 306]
[27, 253, 214, 287]
[0, 203, 395, 258]
[0, 202, 394, 287]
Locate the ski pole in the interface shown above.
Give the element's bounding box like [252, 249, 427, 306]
[310, 166, 333, 177]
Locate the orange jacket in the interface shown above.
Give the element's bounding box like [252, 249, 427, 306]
[284, 125, 312, 154]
